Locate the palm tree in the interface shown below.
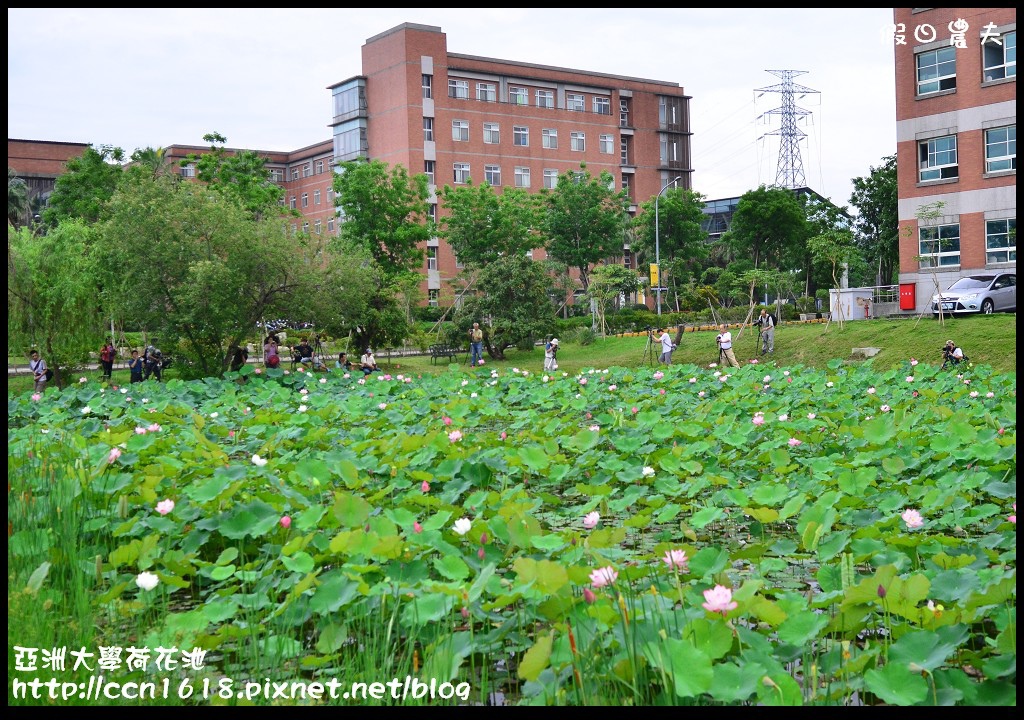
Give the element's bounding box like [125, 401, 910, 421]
[129, 147, 171, 177]
[8, 167, 30, 227]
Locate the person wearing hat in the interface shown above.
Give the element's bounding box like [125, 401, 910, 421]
[657, 327, 676, 365]
[360, 347, 379, 375]
[544, 338, 560, 371]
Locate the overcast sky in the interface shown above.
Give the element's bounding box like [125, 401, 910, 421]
[8, 8, 896, 209]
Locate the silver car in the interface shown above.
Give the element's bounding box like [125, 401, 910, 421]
[931, 273, 1016, 315]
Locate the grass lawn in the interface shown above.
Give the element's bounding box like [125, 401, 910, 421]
[8, 314, 1015, 396]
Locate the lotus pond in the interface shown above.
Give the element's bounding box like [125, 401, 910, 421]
[7, 359, 1016, 706]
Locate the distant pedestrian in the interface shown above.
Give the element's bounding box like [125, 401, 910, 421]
[99, 339, 116, 380]
[657, 328, 676, 365]
[29, 349, 49, 394]
[143, 339, 163, 381]
[469, 323, 484, 366]
[128, 349, 145, 384]
[544, 338, 560, 371]
[264, 335, 280, 369]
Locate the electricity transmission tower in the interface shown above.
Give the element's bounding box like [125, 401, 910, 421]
[755, 70, 819, 189]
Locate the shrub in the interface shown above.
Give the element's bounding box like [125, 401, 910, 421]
[574, 327, 597, 346]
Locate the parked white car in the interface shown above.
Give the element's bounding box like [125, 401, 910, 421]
[931, 273, 1016, 315]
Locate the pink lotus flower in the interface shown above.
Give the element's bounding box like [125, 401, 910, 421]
[107, 447, 122, 463]
[421, 481, 430, 493]
[910, 358, 919, 366]
[752, 414, 765, 426]
[413, 521, 423, 534]
[443, 416, 453, 425]
[880, 405, 891, 413]
[477, 547, 485, 559]
[448, 429, 463, 442]
[969, 391, 978, 398]
[299, 388, 308, 395]
[689, 377, 697, 383]
[778, 414, 788, 421]
[662, 549, 689, 571]
[631, 406, 639, 414]
[589, 425, 600, 432]
[500, 431, 507, 440]
[764, 375, 772, 383]
[998, 428, 1005, 435]
[31, 393, 41, 402]
[583, 588, 597, 604]
[788, 438, 802, 447]
[750, 359, 759, 365]
[826, 381, 834, 388]
[660, 388, 666, 395]
[229, 430, 235, 438]
[589, 566, 618, 588]
[906, 376, 915, 383]
[867, 387, 876, 394]
[608, 385, 617, 391]
[579, 378, 588, 385]
[478, 359, 485, 366]
[155, 499, 175, 516]
[786, 377, 793, 383]
[357, 378, 366, 385]
[653, 371, 664, 380]
[912, 390, 920, 398]
[986, 392, 994, 398]
[963, 379, 971, 385]
[901, 508, 924, 529]
[1008, 504, 1015, 525]
[583, 511, 600, 529]
[296, 367, 304, 373]
[783, 371, 790, 376]
[702, 585, 738, 616]
[280, 515, 291, 529]
[255, 368, 262, 374]
[709, 363, 717, 368]
[698, 391, 705, 398]
[807, 413, 816, 419]
[147, 423, 162, 432]
[378, 402, 388, 410]
[719, 375, 729, 383]
[135, 426, 147, 434]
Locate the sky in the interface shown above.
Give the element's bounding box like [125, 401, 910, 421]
[8, 8, 897, 209]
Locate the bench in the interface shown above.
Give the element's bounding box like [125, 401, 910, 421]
[429, 344, 464, 365]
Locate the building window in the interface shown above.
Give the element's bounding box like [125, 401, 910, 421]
[514, 126, 529, 147]
[453, 120, 470, 142]
[428, 289, 439, 307]
[536, 89, 554, 109]
[919, 135, 958, 181]
[600, 134, 614, 154]
[454, 252, 464, 269]
[315, 160, 324, 174]
[476, 82, 497, 102]
[427, 246, 438, 271]
[269, 169, 283, 182]
[985, 126, 1016, 173]
[621, 138, 630, 165]
[509, 86, 528, 106]
[314, 190, 321, 205]
[594, 97, 611, 115]
[303, 164, 312, 178]
[428, 204, 437, 223]
[983, 30, 1016, 81]
[542, 128, 558, 149]
[424, 160, 435, 185]
[292, 168, 300, 181]
[180, 163, 196, 178]
[290, 196, 297, 209]
[543, 169, 559, 189]
[301, 193, 309, 208]
[986, 218, 1017, 264]
[449, 79, 469, 99]
[620, 99, 630, 127]
[483, 122, 500, 144]
[302, 221, 310, 233]
[424, 117, 434, 142]
[314, 220, 322, 235]
[623, 251, 632, 269]
[422, 74, 433, 99]
[571, 131, 586, 152]
[919, 223, 961, 268]
[327, 217, 335, 233]
[454, 163, 471, 184]
[291, 224, 298, 235]
[916, 47, 956, 95]
[515, 166, 531, 188]
[485, 164, 501, 186]
[566, 93, 585, 112]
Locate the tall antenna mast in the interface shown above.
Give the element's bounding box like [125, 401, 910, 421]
[756, 70, 819, 189]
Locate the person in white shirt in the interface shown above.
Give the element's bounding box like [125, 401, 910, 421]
[29, 349, 48, 394]
[658, 328, 676, 365]
[754, 308, 775, 355]
[543, 338, 560, 371]
[716, 324, 739, 368]
[360, 348, 379, 375]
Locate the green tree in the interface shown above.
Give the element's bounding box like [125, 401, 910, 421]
[128, 146, 174, 179]
[587, 263, 642, 337]
[185, 132, 284, 220]
[849, 154, 899, 286]
[723, 185, 807, 270]
[808, 228, 859, 329]
[333, 158, 433, 277]
[542, 164, 630, 291]
[437, 181, 540, 267]
[632, 187, 709, 309]
[456, 255, 555, 360]
[8, 167, 30, 227]
[8, 221, 106, 387]
[800, 193, 855, 296]
[41, 144, 126, 227]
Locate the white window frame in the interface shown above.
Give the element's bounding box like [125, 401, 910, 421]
[452, 120, 470, 142]
[513, 126, 529, 147]
[448, 79, 469, 99]
[269, 169, 283, 182]
[428, 289, 439, 307]
[483, 122, 500, 144]
[290, 196, 297, 209]
[515, 166, 531, 188]
[301, 193, 309, 208]
[423, 117, 434, 142]
[291, 168, 300, 181]
[485, 164, 501, 186]
[314, 219, 322, 235]
[543, 169, 559, 189]
[599, 134, 614, 154]
[302, 221, 310, 234]
[593, 97, 611, 115]
[327, 217, 335, 233]
[424, 160, 436, 185]
[983, 30, 1016, 81]
[916, 47, 956, 95]
[571, 131, 586, 152]
[542, 128, 558, 149]
[536, 89, 554, 109]
[303, 164, 312, 178]
[314, 189, 321, 205]
[918, 223, 961, 268]
[566, 92, 585, 112]
[180, 163, 196, 178]
[919, 135, 958, 182]
[986, 218, 1016, 264]
[509, 86, 528, 106]
[454, 163, 471, 184]
[984, 125, 1016, 173]
[315, 160, 324, 174]
[422, 74, 433, 99]
[476, 82, 497, 102]
[427, 246, 438, 271]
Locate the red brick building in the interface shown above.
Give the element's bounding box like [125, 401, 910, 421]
[8, 138, 89, 226]
[893, 8, 1016, 313]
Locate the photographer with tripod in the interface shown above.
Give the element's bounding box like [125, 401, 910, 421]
[716, 325, 740, 368]
[940, 339, 967, 370]
[657, 327, 676, 365]
[753, 308, 776, 356]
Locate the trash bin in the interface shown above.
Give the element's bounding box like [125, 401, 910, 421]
[899, 283, 916, 311]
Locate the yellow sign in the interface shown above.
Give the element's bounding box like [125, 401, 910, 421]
[649, 263, 659, 287]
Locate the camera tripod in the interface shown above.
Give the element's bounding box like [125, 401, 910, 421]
[640, 328, 658, 367]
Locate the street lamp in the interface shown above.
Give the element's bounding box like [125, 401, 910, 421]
[654, 176, 682, 316]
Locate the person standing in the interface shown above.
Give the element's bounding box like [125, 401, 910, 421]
[544, 338, 560, 371]
[99, 339, 116, 381]
[717, 324, 740, 368]
[128, 349, 145, 384]
[469, 323, 484, 366]
[264, 335, 280, 369]
[658, 328, 676, 365]
[29, 349, 49, 394]
[755, 308, 775, 355]
[143, 339, 163, 381]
